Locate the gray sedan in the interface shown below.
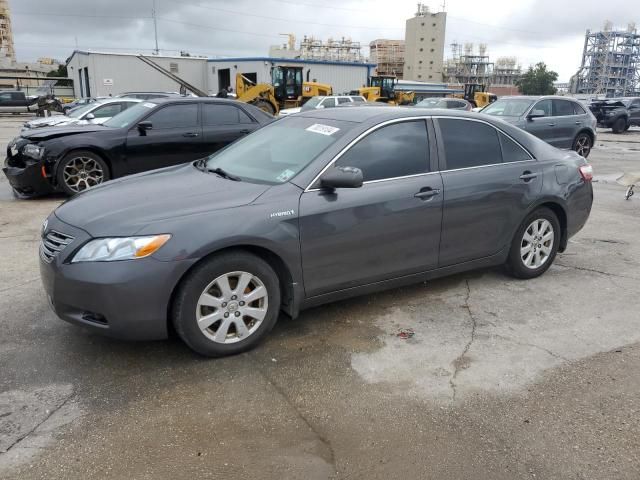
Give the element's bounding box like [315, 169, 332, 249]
[481, 95, 596, 157]
[40, 107, 593, 357]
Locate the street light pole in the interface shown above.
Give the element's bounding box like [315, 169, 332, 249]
[152, 0, 159, 55]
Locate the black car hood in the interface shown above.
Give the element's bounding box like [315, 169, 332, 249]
[54, 163, 271, 236]
[21, 125, 105, 141]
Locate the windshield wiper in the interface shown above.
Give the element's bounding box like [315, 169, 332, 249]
[207, 167, 241, 181]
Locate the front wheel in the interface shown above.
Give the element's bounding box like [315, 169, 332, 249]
[612, 117, 627, 134]
[507, 208, 560, 279]
[172, 251, 281, 357]
[56, 150, 109, 195]
[251, 99, 276, 116]
[572, 132, 592, 158]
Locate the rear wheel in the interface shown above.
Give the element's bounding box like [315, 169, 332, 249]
[572, 132, 592, 158]
[172, 251, 281, 357]
[612, 117, 627, 133]
[507, 208, 560, 279]
[252, 99, 276, 115]
[56, 150, 109, 196]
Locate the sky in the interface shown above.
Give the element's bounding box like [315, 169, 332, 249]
[8, 0, 638, 82]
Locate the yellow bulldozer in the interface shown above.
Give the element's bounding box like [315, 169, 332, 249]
[452, 83, 498, 109]
[350, 75, 414, 105]
[235, 65, 332, 115]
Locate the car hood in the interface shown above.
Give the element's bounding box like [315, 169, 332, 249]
[54, 163, 271, 236]
[24, 116, 73, 129]
[21, 124, 105, 141]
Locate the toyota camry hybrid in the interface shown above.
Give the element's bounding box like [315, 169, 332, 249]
[39, 107, 593, 357]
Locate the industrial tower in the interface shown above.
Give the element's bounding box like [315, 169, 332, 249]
[0, 0, 15, 67]
[574, 22, 640, 97]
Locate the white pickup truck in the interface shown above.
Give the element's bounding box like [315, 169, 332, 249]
[0, 90, 39, 113]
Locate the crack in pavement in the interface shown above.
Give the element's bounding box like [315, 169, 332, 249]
[249, 354, 337, 478]
[488, 333, 570, 362]
[449, 279, 477, 403]
[0, 277, 40, 294]
[1, 392, 74, 454]
[555, 262, 640, 281]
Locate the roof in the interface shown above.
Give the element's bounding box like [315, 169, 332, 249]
[67, 50, 209, 63]
[207, 56, 376, 68]
[496, 95, 582, 101]
[296, 105, 485, 123]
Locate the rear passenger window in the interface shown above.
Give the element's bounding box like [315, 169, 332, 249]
[351, 97, 365, 103]
[337, 98, 351, 104]
[553, 99, 575, 116]
[336, 121, 429, 182]
[203, 104, 252, 125]
[439, 119, 501, 169]
[573, 102, 587, 115]
[499, 132, 531, 163]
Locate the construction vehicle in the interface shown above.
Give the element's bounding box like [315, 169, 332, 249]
[350, 75, 414, 105]
[452, 83, 497, 108]
[235, 65, 332, 116]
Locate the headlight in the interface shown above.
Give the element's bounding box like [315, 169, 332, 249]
[22, 143, 45, 160]
[71, 234, 171, 263]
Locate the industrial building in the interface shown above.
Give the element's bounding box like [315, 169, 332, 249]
[572, 22, 640, 97]
[0, 0, 15, 66]
[369, 39, 405, 78]
[403, 4, 447, 82]
[269, 34, 365, 63]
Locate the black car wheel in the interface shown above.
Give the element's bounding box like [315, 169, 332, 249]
[507, 207, 560, 279]
[172, 251, 281, 357]
[624, 123, 631, 131]
[612, 117, 627, 134]
[56, 150, 110, 196]
[572, 132, 592, 158]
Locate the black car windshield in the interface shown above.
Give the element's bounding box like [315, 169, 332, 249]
[483, 99, 534, 117]
[103, 102, 157, 128]
[204, 117, 352, 184]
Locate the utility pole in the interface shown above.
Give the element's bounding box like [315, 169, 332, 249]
[152, 0, 159, 55]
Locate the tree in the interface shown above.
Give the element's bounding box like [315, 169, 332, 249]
[46, 64, 72, 86]
[515, 62, 558, 95]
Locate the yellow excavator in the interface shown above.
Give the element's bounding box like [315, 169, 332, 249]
[350, 75, 414, 105]
[235, 65, 332, 115]
[452, 83, 497, 108]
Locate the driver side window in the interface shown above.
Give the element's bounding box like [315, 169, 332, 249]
[532, 99, 552, 117]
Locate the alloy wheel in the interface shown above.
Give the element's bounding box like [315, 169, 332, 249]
[196, 271, 268, 344]
[62, 156, 105, 192]
[520, 219, 554, 269]
[575, 135, 591, 157]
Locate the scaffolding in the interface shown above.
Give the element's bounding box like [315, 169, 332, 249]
[444, 42, 494, 85]
[370, 39, 405, 78]
[0, 0, 16, 67]
[298, 36, 364, 63]
[575, 22, 640, 97]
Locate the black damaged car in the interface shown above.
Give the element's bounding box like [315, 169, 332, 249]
[3, 97, 273, 197]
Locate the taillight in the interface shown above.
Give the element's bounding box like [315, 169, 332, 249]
[579, 164, 593, 182]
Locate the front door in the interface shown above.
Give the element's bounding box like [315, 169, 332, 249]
[524, 99, 559, 146]
[125, 102, 203, 173]
[299, 120, 442, 297]
[435, 117, 542, 266]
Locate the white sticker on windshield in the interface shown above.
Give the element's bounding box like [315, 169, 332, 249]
[277, 169, 296, 182]
[306, 124, 340, 136]
[142, 102, 156, 108]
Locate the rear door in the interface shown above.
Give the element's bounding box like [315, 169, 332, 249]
[299, 119, 442, 297]
[125, 102, 203, 172]
[523, 99, 558, 146]
[552, 99, 579, 148]
[201, 103, 259, 156]
[435, 117, 541, 266]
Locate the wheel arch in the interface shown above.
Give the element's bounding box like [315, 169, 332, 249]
[528, 200, 568, 252]
[575, 128, 594, 144]
[52, 147, 113, 185]
[166, 244, 297, 337]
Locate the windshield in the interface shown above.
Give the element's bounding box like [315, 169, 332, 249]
[204, 117, 352, 184]
[67, 103, 96, 118]
[103, 102, 156, 128]
[301, 97, 323, 111]
[482, 99, 534, 117]
[416, 98, 446, 108]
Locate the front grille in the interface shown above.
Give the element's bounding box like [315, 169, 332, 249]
[40, 230, 74, 263]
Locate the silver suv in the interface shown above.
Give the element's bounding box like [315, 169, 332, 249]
[481, 96, 596, 157]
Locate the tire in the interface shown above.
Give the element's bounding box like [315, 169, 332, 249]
[624, 123, 631, 131]
[572, 132, 592, 158]
[612, 117, 627, 134]
[172, 251, 281, 357]
[252, 99, 276, 115]
[56, 150, 110, 196]
[507, 207, 561, 279]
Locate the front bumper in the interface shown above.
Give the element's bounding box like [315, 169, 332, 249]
[39, 214, 196, 341]
[3, 152, 54, 197]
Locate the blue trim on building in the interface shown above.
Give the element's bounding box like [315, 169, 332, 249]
[207, 56, 376, 68]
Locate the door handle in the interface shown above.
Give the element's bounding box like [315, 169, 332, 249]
[547, 123, 556, 127]
[414, 188, 441, 199]
[183, 132, 199, 137]
[519, 172, 538, 182]
[575, 121, 582, 125]
[240, 129, 251, 134]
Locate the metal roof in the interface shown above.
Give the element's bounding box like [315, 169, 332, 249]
[207, 56, 376, 68]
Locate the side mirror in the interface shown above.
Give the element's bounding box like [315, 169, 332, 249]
[320, 166, 363, 190]
[84, 113, 95, 120]
[527, 109, 546, 119]
[137, 121, 153, 131]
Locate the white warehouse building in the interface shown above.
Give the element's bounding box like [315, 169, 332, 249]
[66, 51, 374, 98]
[207, 57, 375, 95]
